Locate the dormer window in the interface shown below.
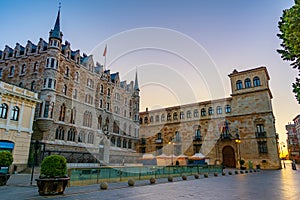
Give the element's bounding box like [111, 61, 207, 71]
[50, 39, 59, 47]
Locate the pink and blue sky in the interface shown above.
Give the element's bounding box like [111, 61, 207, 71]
[0, 0, 298, 147]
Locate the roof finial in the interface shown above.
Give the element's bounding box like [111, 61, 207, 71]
[59, 2, 61, 10]
[134, 67, 140, 91]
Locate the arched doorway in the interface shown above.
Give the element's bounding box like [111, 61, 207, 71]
[222, 146, 236, 168]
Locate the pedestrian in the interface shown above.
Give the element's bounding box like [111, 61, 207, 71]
[292, 160, 297, 170]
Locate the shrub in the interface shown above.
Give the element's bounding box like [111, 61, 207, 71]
[222, 172, 226, 176]
[194, 174, 199, 179]
[40, 155, 67, 178]
[204, 173, 208, 178]
[168, 175, 173, 182]
[228, 171, 232, 175]
[0, 151, 13, 167]
[214, 172, 218, 177]
[182, 175, 187, 180]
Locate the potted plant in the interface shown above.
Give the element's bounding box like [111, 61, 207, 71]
[0, 151, 13, 186]
[239, 159, 246, 170]
[36, 155, 69, 195]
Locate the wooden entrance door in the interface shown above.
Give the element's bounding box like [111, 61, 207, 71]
[222, 146, 236, 168]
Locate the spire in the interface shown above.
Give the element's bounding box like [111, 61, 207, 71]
[49, 3, 63, 40]
[134, 69, 140, 91]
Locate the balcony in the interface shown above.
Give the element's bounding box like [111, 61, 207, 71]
[255, 131, 267, 138]
[140, 138, 146, 145]
[193, 136, 202, 141]
[155, 139, 163, 144]
[220, 133, 233, 140]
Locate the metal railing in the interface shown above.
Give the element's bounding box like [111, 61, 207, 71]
[68, 165, 222, 186]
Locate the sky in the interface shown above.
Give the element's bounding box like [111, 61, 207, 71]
[0, 0, 298, 149]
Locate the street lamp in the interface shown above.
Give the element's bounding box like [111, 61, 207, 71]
[280, 142, 286, 168]
[168, 137, 175, 166]
[235, 133, 241, 167]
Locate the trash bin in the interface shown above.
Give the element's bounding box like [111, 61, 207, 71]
[256, 165, 260, 170]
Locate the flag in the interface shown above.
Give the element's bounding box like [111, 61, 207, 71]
[103, 45, 107, 57]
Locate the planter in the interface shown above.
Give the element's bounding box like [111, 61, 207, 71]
[204, 173, 209, 178]
[168, 176, 173, 182]
[128, 179, 135, 187]
[182, 175, 187, 180]
[149, 177, 156, 184]
[36, 177, 69, 195]
[0, 173, 10, 186]
[100, 182, 108, 190]
[194, 174, 199, 179]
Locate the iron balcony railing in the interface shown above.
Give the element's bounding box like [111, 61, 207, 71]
[255, 131, 267, 138]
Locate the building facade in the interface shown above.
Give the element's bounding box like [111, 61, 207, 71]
[138, 67, 281, 169]
[0, 81, 39, 172]
[0, 9, 140, 165]
[286, 116, 300, 162]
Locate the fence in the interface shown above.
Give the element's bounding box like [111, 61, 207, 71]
[68, 165, 222, 186]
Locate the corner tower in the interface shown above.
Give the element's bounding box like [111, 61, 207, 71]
[48, 6, 63, 49]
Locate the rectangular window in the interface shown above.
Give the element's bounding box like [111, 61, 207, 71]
[0, 68, 2, 79]
[258, 141, 268, 153]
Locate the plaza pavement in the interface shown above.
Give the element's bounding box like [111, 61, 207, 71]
[1, 161, 299, 200]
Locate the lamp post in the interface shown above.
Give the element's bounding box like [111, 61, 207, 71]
[168, 137, 175, 166]
[235, 133, 241, 167]
[280, 142, 286, 168]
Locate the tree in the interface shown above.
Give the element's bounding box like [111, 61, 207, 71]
[277, 0, 300, 103]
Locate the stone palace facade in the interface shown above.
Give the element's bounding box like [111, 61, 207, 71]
[138, 67, 281, 169]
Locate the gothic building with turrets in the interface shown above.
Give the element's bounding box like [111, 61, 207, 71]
[0, 9, 140, 165]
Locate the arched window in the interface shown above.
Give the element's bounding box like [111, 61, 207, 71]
[87, 132, 94, 144]
[31, 81, 36, 91]
[113, 121, 120, 133]
[117, 138, 121, 147]
[201, 108, 206, 116]
[62, 84, 67, 95]
[187, 110, 192, 118]
[100, 84, 104, 93]
[33, 62, 38, 72]
[144, 117, 148, 124]
[98, 115, 102, 129]
[0, 103, 8, 119]
[75, 72, 79, 82]
[208, 107, 214, 115]
[236, 80, 243, 90]
[217, 106, 222, 114]
[173, 112, 178, 120]
[175, 131, 181, 142]
[59, 104, 66, 121]
[159, 114, 164, 122]
[180, 112, 184, 119]
[245, 78, 251, 88]
[9, 66, 15, 76]
[67, 128, 76, 142]
[225, 105, 231, 113]
[123, 139, 127, 148]
[123, 123, 127, 135]
[253, 76, 260, 87]
[195, 125, 201, 139]
[150, 116, 154, 123]
[107, 88, 111, 96]
[128, 124, 132, 136]
[194, 109, 199, 117]
[65, 66, 69, 77]
[55, 126, 65, 140]
[73, 89, 77, 99]
[167, 113, 172, 121]
[11, 106, 19, 121]
[155, 115, 160, 122]
[20, 64, 26, 75]
[111, 137, 116, 145]
[78, 131, 84, 143]
[83, 111, 92, 127]
[70, 107, 76, 124]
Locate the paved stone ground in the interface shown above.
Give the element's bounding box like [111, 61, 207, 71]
[1, 162, 299, 200]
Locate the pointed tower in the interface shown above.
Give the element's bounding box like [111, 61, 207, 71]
[48, 6, 63, 49]
[132, 69, 140, 123]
